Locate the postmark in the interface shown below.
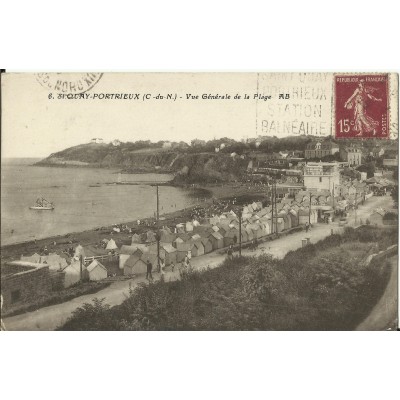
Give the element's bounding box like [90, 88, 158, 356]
[35, 72, 103, 94]
[334, 74, 389, 139]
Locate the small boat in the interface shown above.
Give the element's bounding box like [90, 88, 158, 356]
[29, 197, 55, 210]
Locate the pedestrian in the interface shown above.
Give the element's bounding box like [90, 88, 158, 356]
[227, 245, 233, 261]
[146, 260, 153, 281]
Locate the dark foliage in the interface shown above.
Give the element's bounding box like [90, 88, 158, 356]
[59, 227, 396, 331]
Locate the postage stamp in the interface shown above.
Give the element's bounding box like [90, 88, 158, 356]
[35, 72, 103, 94]
[334, 74, 389, 139]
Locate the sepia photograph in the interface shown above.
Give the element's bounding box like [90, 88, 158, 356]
[1, 72, 398, 331]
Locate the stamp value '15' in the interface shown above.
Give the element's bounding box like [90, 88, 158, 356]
[335, 74, 389, 139]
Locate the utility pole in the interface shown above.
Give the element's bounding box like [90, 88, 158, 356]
[238, 211, 242, 257]
[309, 192, 312, 225]
[274, 179, 278, 235]
[79, 254, 83, 282]
[270, 181, 274, 234]
[156, 185, 161, 272]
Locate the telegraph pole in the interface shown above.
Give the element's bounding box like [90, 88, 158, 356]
[238, 211, 242, 257]
[309, 192, 312, 225]
[274, 179, 278, 235]
[156, 185, 161, 272]
[270, 181, 274, 234]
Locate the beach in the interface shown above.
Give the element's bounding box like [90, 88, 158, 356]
[0, 173, 267, 263]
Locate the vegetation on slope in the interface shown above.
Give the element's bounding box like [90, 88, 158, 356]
[59, 226, 396, 331]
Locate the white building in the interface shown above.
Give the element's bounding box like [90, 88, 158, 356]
[91, 138, 104, 144]
[303, 162, 340, 194]
[112, 139, 121, 146]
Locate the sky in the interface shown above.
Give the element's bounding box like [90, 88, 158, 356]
[2, 73, 258, 158]
[2, 72, 397, 158]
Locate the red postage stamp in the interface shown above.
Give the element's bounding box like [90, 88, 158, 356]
[335, 74, 389, 139]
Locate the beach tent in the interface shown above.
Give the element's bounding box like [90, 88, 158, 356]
[173, 237, 184, 248]
[201, 238, 213, 254]
[123, 255, 147, 275]
[106, 238, 118, 251]
[191, 241, 205, 257]
[145, 231, 157, 243]
[208, 232, 224, 250]
[185, 221, 194, 232]
[161, 244, 177, 265]
[216, 225, 228, 237]
[211, 225, 220, 232]
[84, 260, 108, 281]
[63, 260, 81, 288]
[176, 242, 193, 262]
[131, 233, 142, 244]
[223, 228, 239, 247]
[119, 245, 148, 269]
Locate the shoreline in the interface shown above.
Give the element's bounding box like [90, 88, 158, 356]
[0, 183, 267, 263]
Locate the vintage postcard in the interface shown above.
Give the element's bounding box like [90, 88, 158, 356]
[0, 72, 398, 331]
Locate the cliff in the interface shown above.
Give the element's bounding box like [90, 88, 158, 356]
[36, 143, 248, 184]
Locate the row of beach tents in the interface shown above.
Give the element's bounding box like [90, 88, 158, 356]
[119, 200, 318, 275]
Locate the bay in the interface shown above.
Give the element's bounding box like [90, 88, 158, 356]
[1, 160, 198, 246]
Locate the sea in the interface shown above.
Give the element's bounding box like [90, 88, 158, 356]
[1, 159, 200, 246]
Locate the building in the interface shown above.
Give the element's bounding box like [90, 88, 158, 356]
[383, 154, 398, 168]
[84, 260, 108, 281]
[112, 139, 121, 146]
[305, 141, 339, 159]
[91, 138, 104, 144]
[1, 261, 53, 311]
[252, 152, 288, 167]
[303, 162, 340, 194]
[340, 147, 363, 166]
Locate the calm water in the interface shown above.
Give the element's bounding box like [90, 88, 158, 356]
[1, 160, 197, 246]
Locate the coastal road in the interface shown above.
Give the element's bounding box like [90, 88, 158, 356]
[3, 194, 394, 331]
[356, 256, 398, 331]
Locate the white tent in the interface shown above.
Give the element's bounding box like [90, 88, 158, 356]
[106, 238, 118, 250]
[85, 260, 108, 281]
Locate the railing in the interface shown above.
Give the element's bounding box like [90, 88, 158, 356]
[84, 254, 119, 265]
